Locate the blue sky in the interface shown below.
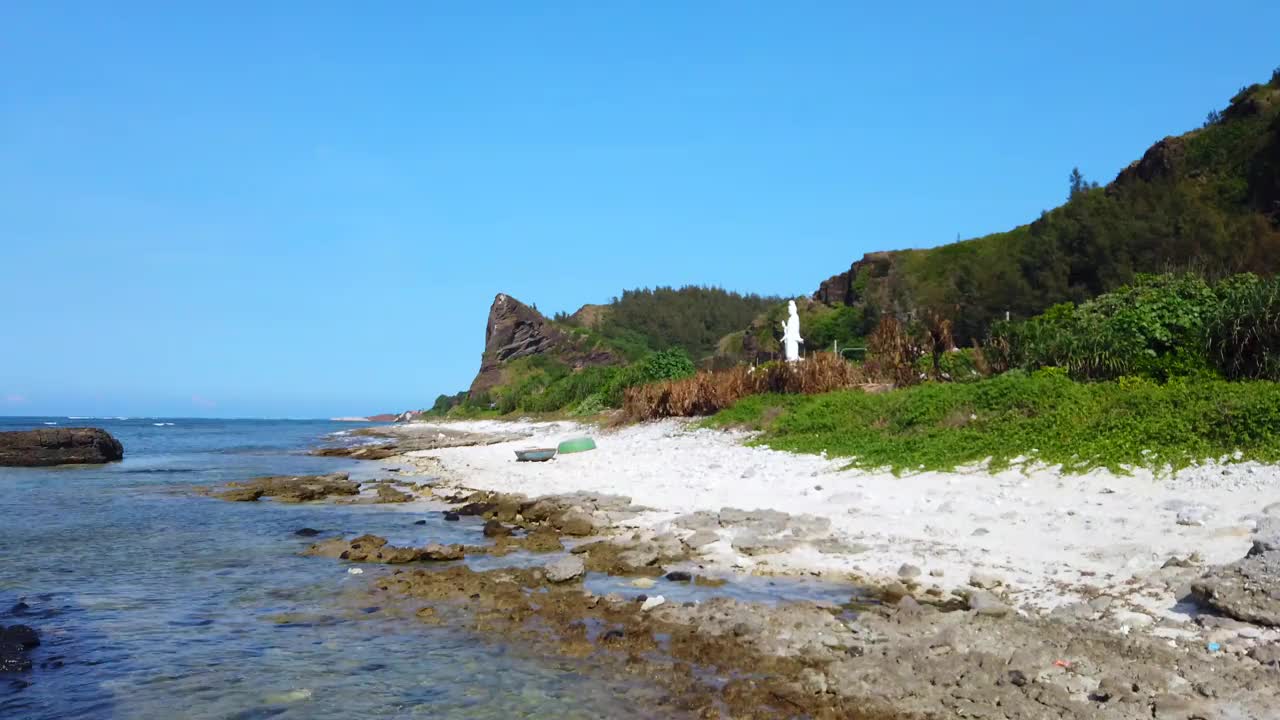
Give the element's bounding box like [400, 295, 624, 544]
[3, 2, 1278, 418]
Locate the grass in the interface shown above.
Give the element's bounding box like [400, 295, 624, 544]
[704, 370, 1280, 474]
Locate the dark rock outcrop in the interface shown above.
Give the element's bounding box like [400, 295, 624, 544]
[212, 473, 360, 503]
[0, 624, 39, 673]
[303, 534, 465, 563]
[468, 293, 619, 399]
[0, 428, 124, 467]
[1192, 549, 1280, 626]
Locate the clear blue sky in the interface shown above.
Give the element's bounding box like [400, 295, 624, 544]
[3, 2, 1277, 418]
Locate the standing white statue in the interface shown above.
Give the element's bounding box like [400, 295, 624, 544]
[781, 300, 803, 362]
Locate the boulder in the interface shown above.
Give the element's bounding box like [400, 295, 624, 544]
[1192, 550, 1280, 626]
[0, 428, 123, 467]
[544, 556, 585, 583]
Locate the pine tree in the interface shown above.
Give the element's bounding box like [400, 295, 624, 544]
[1068, 167, 1086, 200]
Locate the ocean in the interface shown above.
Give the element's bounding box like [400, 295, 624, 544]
[0, 417, 682, 719]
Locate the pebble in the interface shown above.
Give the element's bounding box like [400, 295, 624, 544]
[1176, 506, 1211, 527]
[347, 568, 363, 575]
[640, 595, 666, 612]
[631, 577, 656, 589]
[664, 571, 693, 582]
[897, 564, 922, 580]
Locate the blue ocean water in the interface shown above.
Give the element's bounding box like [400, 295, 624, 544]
[0, 417, 684, 719]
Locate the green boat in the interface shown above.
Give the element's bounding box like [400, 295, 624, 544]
[556, 437, 596, 455]
[515, 448, 557, 462]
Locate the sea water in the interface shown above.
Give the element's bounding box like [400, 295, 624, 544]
[0, 418, 686, 719]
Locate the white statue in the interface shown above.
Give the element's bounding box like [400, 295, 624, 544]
[781, 300, 803, 362]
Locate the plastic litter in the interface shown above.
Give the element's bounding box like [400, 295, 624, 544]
[1053, 659, 1071, 668]
[1207, 642, 1222, 652]
[347, 567, 364, 575]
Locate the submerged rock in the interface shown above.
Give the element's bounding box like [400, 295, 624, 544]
[0, 428, 123, 467]
[0, 624, 39, 673]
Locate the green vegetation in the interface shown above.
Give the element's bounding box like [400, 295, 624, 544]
[989, 273, 1280, 382]
[767, 72, 1280, 346]
[707, 371, 1280, 474]
[558, 286, 782, 360]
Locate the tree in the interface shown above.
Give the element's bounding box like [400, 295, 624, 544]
[1205, 109, 1222, 127]
[1068, 167, 1086, 200]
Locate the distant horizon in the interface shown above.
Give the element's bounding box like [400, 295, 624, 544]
[0, 413, 384, 422]
[5, 2, 1279, 416]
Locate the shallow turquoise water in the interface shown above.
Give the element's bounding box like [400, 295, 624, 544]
[0, 418, 693, 719]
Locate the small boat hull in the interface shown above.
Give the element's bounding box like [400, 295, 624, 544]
[515, 448, 557, 462]
[556, 437, 596, 455]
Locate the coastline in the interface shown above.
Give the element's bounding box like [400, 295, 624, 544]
[297, 416, 1280, 717]
[385, 418, 1274, 623]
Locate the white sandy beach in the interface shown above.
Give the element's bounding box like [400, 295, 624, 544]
[387, 418, 1279, 628]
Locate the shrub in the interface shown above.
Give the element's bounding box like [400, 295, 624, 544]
[1207, 273, 1280, 380]
[865, 316, 926, 386]
[706, 372, 1280, 474]
[622, 353, 866, 421]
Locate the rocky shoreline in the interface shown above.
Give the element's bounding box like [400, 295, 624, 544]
[198, 420, 1280, 718]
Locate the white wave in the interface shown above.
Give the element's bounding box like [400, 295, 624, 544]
[43, 421, 58, 425]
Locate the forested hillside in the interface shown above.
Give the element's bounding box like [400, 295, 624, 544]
[733, 68, 1280, 356]
[556, 286, 781, 360]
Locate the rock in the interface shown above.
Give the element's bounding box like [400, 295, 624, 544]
[1248, 642, 1280, 667]
[555, 508, 597, 536]
[631, 577, 656, 589]
[0, 625, 39, 649]
[482, 520, 513, 538]
[468, 293, 619, 397]
[664, 571, 693, 582]
[413, 520, 426, 525]
[1113, 610, 1155, 630]
[218, 487, 265, 502]
[216, 473, 359, 503]
[1252, 517, 1280, 554]
[640, 595, 666, 611]
[673, 511, 720, 531]
[897, 564, 922, 580]
[294, 528, 322, 537]
[1176, 506, 1211, 526]
[1192, 548, 1280, 626]
[1152, 694, 1210, 720]
[967, 590, 1011, 617]
[543, 556, 585, 583]
[731, 534, 798, 556]
[304, 535, 464, 564]
[616, 548, 659, 570]
[968, 570, 1002, 589]
[0, 427, 124, 466]
[372, 484, 413, 503]
[971, 527, 990, 536]
[1263, 501, 1280, 517]
[683, 529, 720, 549]
[443, 512, 460, 522]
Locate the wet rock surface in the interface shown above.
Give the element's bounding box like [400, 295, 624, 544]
[303, 534, 467, 564]
[0, 427, 123, 467]
[208, 472, 361, 503]
[0, 624, 40, 672]
[358, 558, 1280, 720]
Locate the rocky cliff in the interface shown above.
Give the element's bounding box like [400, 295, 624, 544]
[468, 294, 619, 398]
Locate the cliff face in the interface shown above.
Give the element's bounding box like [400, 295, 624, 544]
[468, 294, 619, 398]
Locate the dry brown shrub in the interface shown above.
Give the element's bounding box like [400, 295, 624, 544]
[865, 316, 925, 387]
[622, 353, 866, 421]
